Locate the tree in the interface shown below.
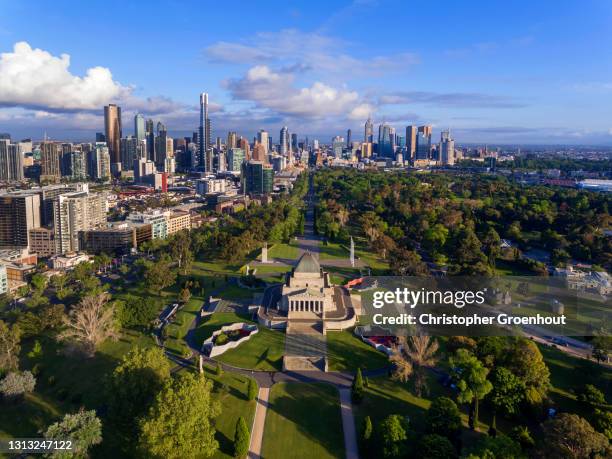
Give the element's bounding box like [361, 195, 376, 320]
[592, 335, 612, 363]
[390, 336, 438, 396]
[0, 320, 21, 372]
[170, 231, 194, 274]
[482, 228, 501, 268]
[27, 340, 43, 360]
[247, 378, 258, 401]
[361, 415, 373, 453]
[389, 248, 428, 276]
[488, 367, 525, 418]
[0, 371, 35, 398]
[467, 434, 522, 459]
[178, 287, 192, 304]
[504, 339, 550, 404]
[352, 367, 364, 403]
[144, 257, 177, 294]
[577, 384, 605, 407]
[115, 295, 159, 329]
[593, 409, 612, 440]
[44, 409, 102, 458]
[30, 273, 48, 293]
[425, 396, 462, 440]
[233, 417, 249, 459]
[509, 425, 535, 450]
[60, 293, 118, 357]
[450, 349, 493, 430]
[378, 414, 407, 459]
[139, 372, 220, 458]
[107, 347, 171, 434]
[539, 413, 610, 459]
[418, 434, 456, 459]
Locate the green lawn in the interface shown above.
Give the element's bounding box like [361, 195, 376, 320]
[194, 312, 286, 371]
[3, 330, 155, 440]
[197, 364, 257, 459]
[319, 240, 389, 273]
[262, 383, 344, 459]
[164, 296, 204, 356]
[326, 330, 389, 371]
[268, 242, 300, 260]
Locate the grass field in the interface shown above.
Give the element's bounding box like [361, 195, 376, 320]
[326, 330, 389, 371]
[268, 242, 300, 260]
[2, 330, 155, 440]
[262, 383, 344, 459]
[194, 312, 285, 371]
[164, 296, 204, 356]
[318, 240, 389, 273]
[196, 364, 257, 459]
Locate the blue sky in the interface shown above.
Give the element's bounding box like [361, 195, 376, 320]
[1, 0, 611, 144]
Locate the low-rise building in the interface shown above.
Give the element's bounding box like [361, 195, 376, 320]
[51, 252, 90, 270]
[166, 210, 191, 235]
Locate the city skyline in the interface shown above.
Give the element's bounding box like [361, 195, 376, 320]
[1, 0, 612, 144]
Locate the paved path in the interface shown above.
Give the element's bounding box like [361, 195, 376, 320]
[339, 388, 359, 459]
[248, 387, 270, 459]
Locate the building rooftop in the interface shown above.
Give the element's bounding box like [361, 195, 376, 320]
[294, 251, 320, 274]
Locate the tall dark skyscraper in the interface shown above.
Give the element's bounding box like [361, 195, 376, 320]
[104, 104, 122, 168]
[199, 93, 211, 171]
[146, 118, 155, 161]
[347, 129, 352, 148]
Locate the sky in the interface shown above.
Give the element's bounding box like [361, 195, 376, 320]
[1, 0, 612, 145]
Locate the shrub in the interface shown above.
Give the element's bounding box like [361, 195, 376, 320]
[0, 371, 36, 398]
[215, 333, 229, 346]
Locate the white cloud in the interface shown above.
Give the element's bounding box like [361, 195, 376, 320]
[225, 65, 370, 118]
[0, 42, 130, 111]
[205, 29, 418, 77]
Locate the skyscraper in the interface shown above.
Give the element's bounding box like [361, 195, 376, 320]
[416, 125, 432, 160]
[257, 130, 269, 156]
[0, 191, 41, 249]
[347, 129, 352, 148]
[378, 123, 394, 158]
[440, 129, 455, 165]
[40, 142, 61, 182]
[0, 140, 24, 182]
[104, 104, 122, 170]
[53, 191, 106, 253]
[364, 117, 373, 142]
[239, 138, 250, 160]
[134, 114, 145, 141]
[199, 93, 212, 171]
[146, 118, 155, 161]
[405, 125, 417, 161]
[227, 131, 237, 150]
[280, 126, 288, 156]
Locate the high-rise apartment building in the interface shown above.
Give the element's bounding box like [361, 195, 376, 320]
[228, 148, 245, 172]
[416, 126, 432, 160]
[0, 191, 41, 249]
[0, 140, 24, 182]
[121, 136, 140, 171]
[53, 191, 107, 253]
[89, 143, 111, 180]
[252, 142, 266, 162]
[61, 151, 87, 179]
[104, 104, 122, 170]
[40, 142, 61, 182]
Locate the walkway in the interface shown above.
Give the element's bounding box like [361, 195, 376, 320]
[248, 387, 270, 459]
[339, 388, 359, 459]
